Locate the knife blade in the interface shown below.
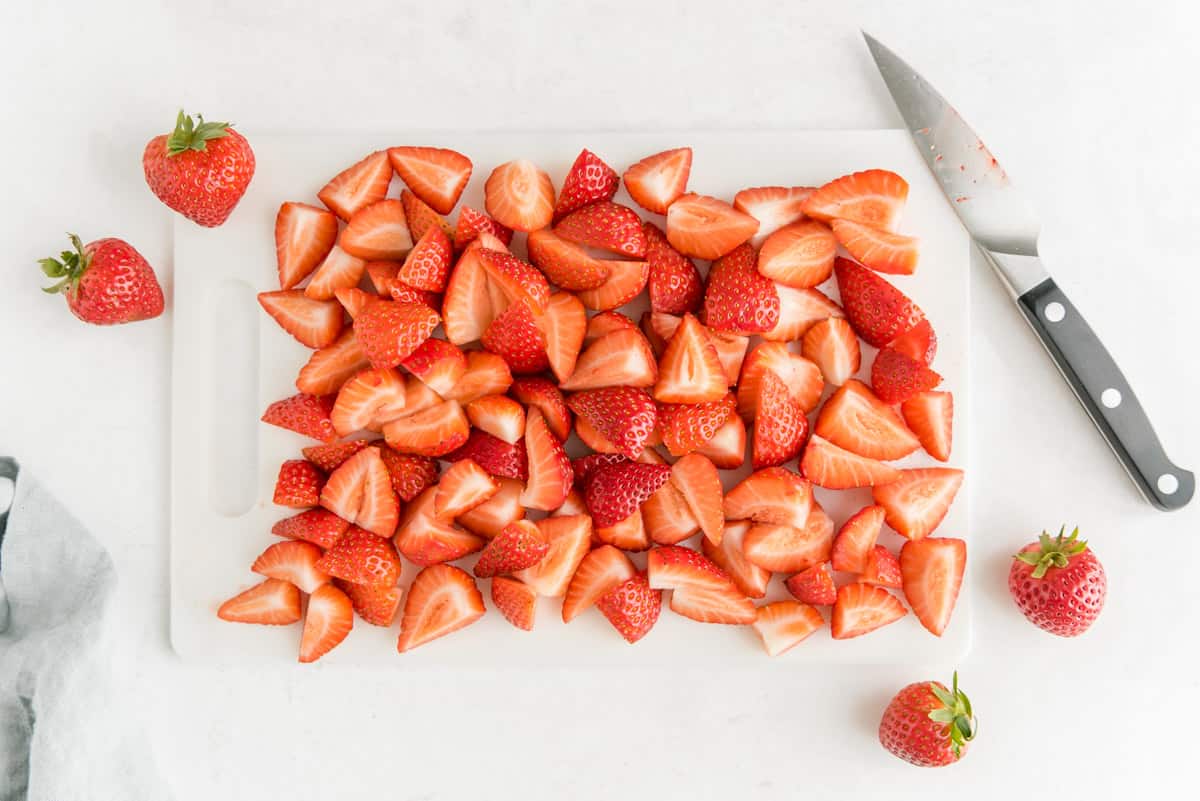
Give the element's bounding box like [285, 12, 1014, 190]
[863, 32, 1194, 511]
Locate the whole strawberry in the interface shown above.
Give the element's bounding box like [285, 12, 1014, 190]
[879, 672, 976, 767]
[142, 110, 255, 226]
[39, 234, 164, 325]
[1008, 526, 1106, 637]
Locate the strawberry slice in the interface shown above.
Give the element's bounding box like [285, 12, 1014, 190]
[802, 169, 909, 231]
[510, 377, 572, 441]
[394, 486, 485, 566]
[258, 290, 343, 349]
[566, 387, 658, 460]
[377, 446, 439, 501]
[401, 188, 453, 243]
[555, 201, 647, 258]
[752, 601, 825, 656]
[654, 313, 727, 403]
[272, 507, 350, 549]
[596, 572, 662, 643]
[262, 393, 336, 442]
[584, 461, 671, 528]
[541, 291, 588, 383]
[491, 576, 538, 631]
[860, 545, 902, 588]
[382, 399, 470, 458]
[396, 225, 452, 292]
[305, 244, 368, 301]
[742, 502, 834, 573]
[465, 395, 525, 444]
[872, 347, 943, 405]
[668, 582, 756, 625]
[474, 519, 549, 578]
[723, 467, 813, 529]
[457, 477, 526, 538]
[387, 146, 472, 215]
[644, 221, 702, 315]
[561, 327, 656, 391]
[401, 337, 466, 396]
[801, 317, 861, 387]
[700, 520, 769, 598]
[366, 260, 401, 295]
[442, 241, 497, 344]
[642, 480, 701, 546]
[442, 350, 514, 405]
[900, 537, 967, 636]
[668, 453, 724, 545]
[526, 228, 610, 291]
[623, 147, 692, 214]
[434, 458, 499, 518]
[397, 564, 485, 653]
[273, 460, 325, 507]
[296, 331, 370, 396]
[454, 206, 513, 252]
[702, 243, 779, 335]
[353, 300, 439, 370]
[217, 579, 301, 625]
[479, 248, 551, 313]
[830, 219, 919, 275]
[482, 300, 549, 375]
[889, 318, 938, 365]
[577, 259, 649, 311]
[830, 505, 885, 573]
[335, 287, 376, 319]
[318, 150, 393, 221]
[695, 413, 746, 470]
[299, 583, 354, 663]
[484, 159, 555, 232]
[596, 511, 650, 551]
[336, 579, 403, 627]
[342, 199, 414, 261]
[752, 371, 808, 469]
[658, 395, 736, 456]
[834, 257, 925, 348]
[514, 514, 592, 596]
[315, 526, 402, 586]
[585, 312, 636, 346]
[830, 582, 907, 639]
[646, 545, 733, 591]
[800, 434, 901, 489]
[733, 186, 813, 245]
[756, 219, 838, 288]
[562, 545, 636, 622]
[736, 342, 824, 420]
[574, 416, 622, 454]
[520, 408, 573, 511]
[785, 562, 837, 606]
[275, 202, 338, 289]
[901, 391, 954, 462]
[666, 194, 758, 260]
[872, 468, 964, 540]
[252, 540, 329, 593]
[815, 379, 921, 461]
[319, 447, 399, 536]
[392, 281, 443, 312]
[445, 429, 528, 480]
[554, 148, 619, 223]
[762, 285, 844, 342]
[330, 368, 407, 435]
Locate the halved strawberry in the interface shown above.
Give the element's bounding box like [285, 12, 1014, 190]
[872, 468, 964, 540]
[762, 285, 844, 342]
[482, 300, 549, 375]
[401, 337, 466, 396]
[554, 148, 619, 222]
[491, 576, 538, 631]
[396, 225, 452, 292]
[443, 350, 514, 404]
[319, 447, 399, 536]
[562, 545, 636, 622]
[654, 313, 726, 403]
[262, 393, 336, 442]
[454, 206, 513, 252]
[860, 545, 902, 588]
[397, 564, 485, 653]
[830, 582, 907, 639]
[752, 371, 808, 469]
[831, 505, 886, 573]
[596, 572, 662, 643]
[401, 188, 453, 243]
[353, 300, 439, 370]
[755, 219, 838, 288]
[521, 408, 573, 511]
[510, 377, 572, 441]
[445, 429, 527, 480]
[299, 583, 354, 663]
[342, 199, 413, 261]
[900, 537, 966, 636]
[834, 257, 924, 348]
[272, 507, 350, 549]
[666, 193, 758, 260]
[296, 331, 370, 396]
[801, 317, 861, 387]
[815, 379, 920, 461]
[723, 467, 813, 528]
[474, 519, 549, 578]
[315, 526, 402, 586]
[485, 159, 555, 232]
[252, 540, 329, 593]
[434, 458, 499, 518]
[644, 221, 702, 315]
[695, 412, 746, 470]
[902, 391, 953, 462]
[377, 447, 439, 502]
[800, 435, 901, 489]
[258, 290, 343, 349]
[830, 219, 918, 275]
[514, 514, 592, 596]
[668, 582, 756, 625]
[387, 146, 472, 215]
[700, 520, 769, 598]
[752, 601, 824, 656]
[736, 342, 824, 421]
[336, 579, 403, 627]
[217, 579, 301, 625]
[802, 169, 909, 231]
[584, 461, 671, 528]
[335, 287, 376, 319]
[872, 347, 943, 405]
[703, 243, 779, 334]
[305, 244, 368, 301]
[275, 202, 338, 289]
[479, 248, 551, 313]
[733, 186, 813, 245]
[394, 486, 485, 565]
[658, 395, 735, 456]
[465, 395, 525, 444]
[642, 480, 701, 545]
[319, 150, 393, 221]
[623, 147, 692, 214]
[381, 398, 469, 457]
[647, 545, 732, 591]
[567, 387, 658, 460]
[742, 502, 834, 573]
[889, 318, 938, 365]
[331, 368, 407, 435]
[273, 460, 325, 507]
[541, 291, 587, 383]
[442, 241, 496, 344]
[526, 228, 610, 291]
[584, 310, 637, 346]
[457, 477, 526, 538]
[576, 259, 649, 311]
[785, 562, 837, 606]
[561, 327, 656, 391]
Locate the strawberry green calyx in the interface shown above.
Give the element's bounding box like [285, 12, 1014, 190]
[1015, 526, 1088, 579]
[166, 109, 232, 155]
[38, 233, 89, 294]
[927, 672, 976, 759]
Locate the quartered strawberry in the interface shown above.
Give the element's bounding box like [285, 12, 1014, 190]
[596, 511, 648, 552]
[801, 317, 861, 387]
[262, 393, 336, 442]
[752, 601, 825, 656]
[272, 507, 350, 550]
[273, 460, 325, 507]
[701, 520, 770, 598]
[319, 446, 399, 536]
[401, 188, 454, 243]
[830, 219, 919, 275]
[561, 326, 656, 391]
[584, 312, 636, 346]
[695, 412, 746, 470]
[275, 202, 338, 289]
[623, 147, 692, 214]
[872, 347, 943, 405]
[723, 467, 813, 529]
[901, 537, 966, 636]
[353, 300, 439, 370]
[491, 576, 538, 631]
[482, 300, 549, 375]
[526, 228, 610, 291]
[902, 391, 954, 462]
[330, 368, 407, 435]
[762, 285, 844, 342]
[576, 259, 649, 311]
[658, 394, 736, 456]
[296, 330, 370, 396]
[445, 429, 528, 481]
[479, 248, 551, 312]
[394, 486, 485, 565]
[396, 225, 452, 292]
[703, 243, 780, 335]
[510, 377, 572, 441]
[785, 562, 837, 606]
[521, 408, 573, 511]
[474, 519, 549, 578]
[336, 579, 403, 627]
[434, 458, 500, 518]
[573, 416, 622, 454]
[387, 146, 472, 215]
[381, 399, 470, 458]
[515, 514, 592, 596]
[643, 479, 700, 545]
[571, 453, 631, 486]
[889, 318, 938, 365]
[802, 169, 909, 231]
[831, 582, 907, 639]
[834, 257, 925, 348]
[733, 186, 813, 245]
[305, 244, 368, 301]
[377, 447, 439, 502]
[366, 260, 401, 295]
[397, 564, 485, 653]
[596, 572, 662, 644]
[859, 545, 901, 588]
[756, 219, 838, 288]
[299, 583, 354, 663]
[654, 313, 727, 403]
[666, 193, 758, 260]
[553, 489, 587, 517]
[566, 386, 658, 460]
[456, 477, 526, 538]
[538, 291, 586, 384]
[800, 434, 901, 489]
[815, 379, 921, 460]
[752, 371, 808, 469]
[258, 290, 344, 349]
[742, 503, 834, 573]
[647, 545, 733, 591]
[218, 579, 302, 625]
[438, 350, 512, 406]
[563, 545, 636, 622]
[736, 342, 824, 420]
[554, 148, 619, 222]
[831, 505, 886, 573]
[318, 150, 393, 221]
[335, 287, 376, 319]
[465, 395, 525, 444]
[872, 468, 964, 541]
[442, 241, 496, 344]
[401, 337, 466, 396]
[315, 526, 402, 586]
[555, 201, 647, 258]
[341, 199, 413, 261]
[644, 221, 702, 315]
[485, 159, 556, 232]
[584, 461, 671, 528]
[669, 582, 756, 625]
[252, 540, 329, 593]
[454, 206, 513, 251]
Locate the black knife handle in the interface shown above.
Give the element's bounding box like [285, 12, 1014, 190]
[1017, 279, 1193, 511]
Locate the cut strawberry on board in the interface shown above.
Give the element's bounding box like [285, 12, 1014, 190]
[299, 583, 354, 663]
[377, 447, 439, 502]
[336, 579, 403, 627]
[873, 468, 964, 540]
[387, 146, 472, 215]
[695, 412, 746, 470]
[623, 147, 692, 214]
[514, 514, 592, 596]
[341, 199, 413, 261]
[305, 244, 368, 302]
[596, 572, 662, 643]
[465, 395, 525, 444]
[733, 186, 813, 245]
[330, 368, 406, 436]
[752, 371, 808, 469]
[872, 347, 943, 405]
[474, 519, 549, 578]
[801, 434, 901, 490]
[752, 601, 824, 656]
[644, 221, 702, 315]
[831, 505, 886, 574]
[392, 281, 442, 312]
[584, 310, 637, 345]
[401, 189, 453, 243]
[434, 458, 499, 519]
[584, 461, 671, 529]
[756, 219, 838, 288]
[275, 202, 338, 290]
[561, 327, 657, 392]
[553, 489, 587, 517]
[576, 259, 649, 311]
[902, 390, 954, 462]
[315, 526, 402, 586]
[736, 342, 824, 420]
[492, 576, 538, 631]
[567, 387, 658, 460]
[273, 460, 325, 507]
[479, 248, 551, 313]
[394, 486, 485, 566]
[742, 502, 834, 573]
[454, 206, 513, 252]
[654, 313, 727, 403]
[669, 582, 756, 625]
[397, 564, 485, 653]
[262, 393, 336, 442]
[521, 408, 573, 511]
[723, 467, 813, 529]
[889, 318, 938, 365]
[554, 148, 619, 223]
[218, 579, 301, 625]
[646, 545, 733, 592]
[642, 480, 701, 546]
[595, 509, 649, 551]
[257, 290, 343, 349]
[831, 582, 907, 640]
[396, 225, 453, 292]
[563, 545, 636, 623]
[815, 379, 921, 461]
[540, 291, 588, 384]
[526, 228, 610, 291]
[251, 540, 329, 593]
[701, 520, 769, 599]
[382, 399, 469, 458]
[703, 243, 780, 335]
[658, 395, 736, 457]
[666, 193, 758, 260]
[485, 159, 556, 232]
[555, 201, 647, 258]
[860, 545, 903, 589]
[457, 478, 526, 539]
[642, 312, 747, 384]
[445, 429, 528, 481]
[442, 241, 497, 344]
[366, 260, 401, 295]
[510, 378, 572, 441]
[319, 446, 399, 537]
[802, 169, 909, 231]
[272, 507, 350, 550]
[352, 300, 439, 370]
[318, 150, 393, 221]
[901, 537, 966, 636]
[761, 285, 844, 342]
[482, 300, 549, 375]
[296, 331, 370, 396]
[335, 287, 376, 319]
[830, 219, 919, 275]
[785, 562, 837, 606]
[801, 317, 860, 387]
[834, 257, 925, 348]
[402, 337, 467, 397]
[442, 351, 513, 405]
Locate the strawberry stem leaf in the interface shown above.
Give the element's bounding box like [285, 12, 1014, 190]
[166, 109, 232, 156]
[927, 671, 976, 759]
[38, 233, 89, 295]
[1014, 526, 1087, 579]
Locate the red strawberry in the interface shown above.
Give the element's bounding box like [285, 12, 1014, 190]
[736, 342, 824, 420]
[902, 391, 954, 462]
[643, 480, 700, 545]
[733, 186, 813, 245]
[596, 572, 662, 643]
[801, 318, 860, 387]
[666, 193, 758, 260]
[336, 287, 376, 319]
[563, 545, 636, 622]
[341, 199, 413, 261]
[831, 505, 886, 573]
[646, 545, 733, 592]
[485, 159, 556, 232]
[457, 478, 526, 538]
[315, 526, 402, 586]
[901, 537, 966, 636]
[252, 540, 329, 593]
[752, 371, 808, 469]
[318, 150, 392, 221]
[299, 583, 354, 663]
[434, 458, 500, 518]
[700, 520, 768, 598]
[872, 347, 943, 405]
[521, 409, 573, 511]
[801, 435, 901, 489]
[296, 331, 370, 396]
[381, 399, 470, 457]
[387, 146, 472, 215]
[654, 313, 727, 403]
[319, 446, 399, 537]
[831, 582, 907, 639]
[272, 508, 349, 549]
[397, 564, 485, 653]
[1008, 527, 1106, 637]
[723, 467, 813, 529]
[755, 219, 837, 289]
[815, 379, 920, 460]
[555, 201, 647, 258]
[834, 257, 925, 348]
[401, 188, 454, 243]
[491, 576, 538, 631]
[377, 447, 439, 501]
[668, 582, 756, 625]
[510, 378, 572, 441]
[442, 350, 514, 405]
[742, 503, 834, 573]
[261, 393, 336, 442]
[39, 234, 164, 325]
[566, 387, 658, 460]
[802, 169, 909, 230]
[831, 219, 918, 275]
[703, 243, 780, 335]
[658, 395, 736, 457]
[644, 221, 703, 315]
[515, 514, 592, 596]
[274, 202, 338, 289]
[879, 673, 976, 766]
[396, 225, 452, 292]
[585, 312, 635, 345]
[573, 416, 623, 455]
[366, 260, 401, 295]
[873, 468, 964, 541]
[352, 300, 440, 370]
[584, 461, 671, 528]
[260, 289, 344, 347]
[554, 148, 619, 222]
[217, 579, 301, 625]
[785, 562, 837, 605]
[860, 545, 902, 588]
[623, 147, 692, 214]
[330, 368, 406, 435]
[336, 579, 403, 627]
[454, 206, 513, 252]
[576, 259, 649, 312]
[695, 413, 746, 470]
[890, 319, 938, 365]
[479, 248, 551, 312]
[526, 228, 610, 291]
[482, 300, 549, 374]
[571, 453, 631, 486]
[474, 520, 549, 578]
[402, 337, 467, 397]
[446, 429, 528, 481]
[142, 111, 254, 227]
[752, 601, 825, 656]
[561, 327, 656, 391]
[273, 460, 325, 507]
[762, 285, 844, 342]
[394, 486, 485, 566]
[541, 291, 588, 384]
[465, 395, 525, 444]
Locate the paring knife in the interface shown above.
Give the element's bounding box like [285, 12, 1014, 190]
[863, 32, 1193, 511]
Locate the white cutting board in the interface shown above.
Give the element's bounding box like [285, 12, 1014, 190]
[171, 131, 970, 667]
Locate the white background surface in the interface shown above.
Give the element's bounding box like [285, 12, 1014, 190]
[1, 1, 1197, 798]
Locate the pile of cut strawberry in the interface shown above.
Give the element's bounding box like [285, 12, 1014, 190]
[219, 143, 966, 662]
